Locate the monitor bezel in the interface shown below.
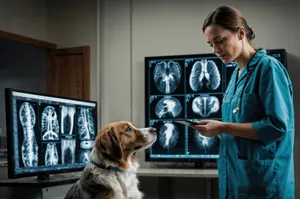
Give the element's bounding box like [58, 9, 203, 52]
[266, 48, 287, 68]
[5, 87, 98, 179]
[144, 48, 287, 163]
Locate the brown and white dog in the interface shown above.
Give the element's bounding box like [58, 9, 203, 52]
[64, 121, 157, 199]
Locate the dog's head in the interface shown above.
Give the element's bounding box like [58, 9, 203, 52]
[91, 121, 157, 170]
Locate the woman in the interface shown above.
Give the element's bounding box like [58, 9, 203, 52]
[193, 5, 295, 198]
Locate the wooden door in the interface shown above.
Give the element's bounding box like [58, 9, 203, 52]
[47, 46, 90, 100]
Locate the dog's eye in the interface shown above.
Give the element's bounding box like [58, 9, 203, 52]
[125, 127, 132, 132]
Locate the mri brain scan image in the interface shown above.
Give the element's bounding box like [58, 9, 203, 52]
[19, 102, 38, 167]
[77, 108, 95, 140]
[153, 61, 181, 94]
[44, 142, 59, 166]
[192, 96, 220, 117]
[155, 97, 182, 118]
[193, 131, 219, 154]
[189, 59, 221, 91]
[61, 106, 76, 135]
[41, 106, 59, 140]
[159, 123, 179, 149]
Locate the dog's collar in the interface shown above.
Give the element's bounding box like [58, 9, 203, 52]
[90, 160, 123, 172]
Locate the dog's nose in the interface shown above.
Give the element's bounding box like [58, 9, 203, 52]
[148, 127, 157, 135]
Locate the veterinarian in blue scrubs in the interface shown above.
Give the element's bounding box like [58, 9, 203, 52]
[193, 6, 295, 199]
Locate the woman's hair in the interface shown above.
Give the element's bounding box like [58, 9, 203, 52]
[202, 6, 255, 43]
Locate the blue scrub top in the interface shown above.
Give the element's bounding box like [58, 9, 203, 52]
[219, 49, 294, 199]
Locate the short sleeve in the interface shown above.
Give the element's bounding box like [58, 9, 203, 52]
[252, 58, 293, 146]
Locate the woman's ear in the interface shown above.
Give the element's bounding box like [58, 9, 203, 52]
[237, 26, 246, 40]
[98, 127, 123, 161]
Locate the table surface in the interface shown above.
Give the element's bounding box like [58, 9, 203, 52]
[138, 168, 218, 178]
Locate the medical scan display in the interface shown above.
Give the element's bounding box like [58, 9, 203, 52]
[145, 50, 287, 161]
[9, 90, 97, 175]
[146, 55, 226, 160]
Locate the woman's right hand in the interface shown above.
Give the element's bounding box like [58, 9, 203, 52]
[192, 120, 225, 137]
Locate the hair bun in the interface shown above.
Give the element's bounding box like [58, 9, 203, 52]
[248, 27, 255, 40]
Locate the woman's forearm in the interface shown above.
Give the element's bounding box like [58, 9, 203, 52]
[222, 122, 260, 140]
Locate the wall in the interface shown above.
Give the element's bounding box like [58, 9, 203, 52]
[0, 38, 48, 145]
[0, 0, 48, 41]
[99, 0, 132, 125]
[46, 0, 98, 102]
[0, 0, 49, 147]
[0, 0, 49, 138]
[100, 0, 300, 198]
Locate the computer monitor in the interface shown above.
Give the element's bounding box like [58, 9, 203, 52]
[5, 88, 97, 179]
[266, 49, 287, 68]
[144, 49, 287, 164]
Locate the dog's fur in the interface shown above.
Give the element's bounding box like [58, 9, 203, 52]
[65, 121, 157, 199]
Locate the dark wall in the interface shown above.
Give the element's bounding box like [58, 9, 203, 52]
[0, 38, 48, 148]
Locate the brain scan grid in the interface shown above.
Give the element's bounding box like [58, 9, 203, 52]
[146, 56, 235, 159]
[12, 95, 96, 174]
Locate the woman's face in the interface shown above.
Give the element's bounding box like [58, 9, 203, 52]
[204, 24, 242, 64]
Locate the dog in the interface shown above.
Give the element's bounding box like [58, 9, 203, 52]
[65, 121, 157, 199]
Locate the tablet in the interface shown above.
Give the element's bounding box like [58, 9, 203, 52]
[173, 119, 198, 127]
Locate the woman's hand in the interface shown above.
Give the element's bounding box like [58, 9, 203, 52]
[192, 120, 225, 137]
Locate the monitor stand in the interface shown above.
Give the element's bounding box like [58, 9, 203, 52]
[194, 160, 204, 169]
[194, 160, 217, 169]
[37, 173, 50, 181]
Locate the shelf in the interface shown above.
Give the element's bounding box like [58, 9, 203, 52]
[137, 168, 218, 178]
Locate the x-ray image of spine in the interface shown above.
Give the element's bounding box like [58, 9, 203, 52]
[192, 96, 220, 117]
[41, 106, 59, 140]
[61, 139, 75, 164]
[78, 108, 95, 140]
[19, 102, 38, 167]
[155, 97, 182, 118]
[153, 61, 181, 94]
[189, 59, 221, 91]
[159, 123, 179, 149]
[194, 131, 219, 154]
[79, 150, 91, 164]
[61, 106, 75, 135]
[45, 143, 58, 166]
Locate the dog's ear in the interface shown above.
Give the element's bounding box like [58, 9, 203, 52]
[98, 127, 123, 161]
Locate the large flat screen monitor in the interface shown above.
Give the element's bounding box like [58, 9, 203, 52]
[5, 88, 97, 179]
[144, 49, 287, 164]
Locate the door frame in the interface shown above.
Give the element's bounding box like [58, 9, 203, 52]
[0, 30, 56, 49]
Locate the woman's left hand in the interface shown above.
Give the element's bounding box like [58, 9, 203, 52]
[192, 120, 225, 137]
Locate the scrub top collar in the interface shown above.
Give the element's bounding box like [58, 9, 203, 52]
[246, 49, 267, 71]
[234, 49, 266, 85]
